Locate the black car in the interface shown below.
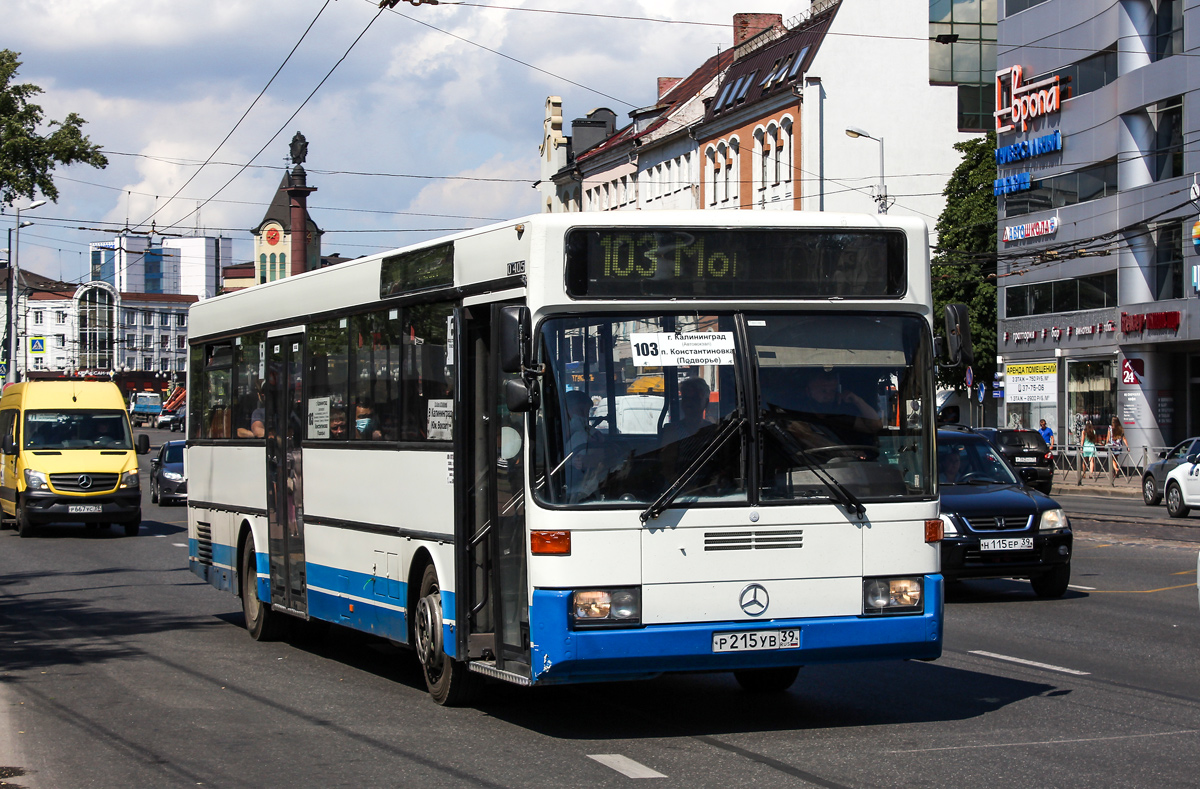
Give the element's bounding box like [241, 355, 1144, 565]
[938, 428, 1072, 597]
[150, 440, 187, 505]
[974, 427, 1054, 494]
[1142, 436, 1200, 505]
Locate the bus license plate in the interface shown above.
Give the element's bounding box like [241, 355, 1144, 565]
[712, 629, 800, 653]
[68, 504, 102, 514]
[980, 538, 1033, 551]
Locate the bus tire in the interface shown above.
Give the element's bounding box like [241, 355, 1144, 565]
[733, 666, 800, 693]
[241, 538, 287, 641]
[414, 563, 481, 706]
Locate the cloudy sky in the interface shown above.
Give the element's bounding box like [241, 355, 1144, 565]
[2, 0, 779, 284]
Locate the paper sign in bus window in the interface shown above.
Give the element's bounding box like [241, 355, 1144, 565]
[629, 332, 735, 367]
[427, 399, 453, 440]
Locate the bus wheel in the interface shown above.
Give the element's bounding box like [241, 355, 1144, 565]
[241, 538, 286, 641]
[733, 666, 800, 693]
[414, 563, 480, 706]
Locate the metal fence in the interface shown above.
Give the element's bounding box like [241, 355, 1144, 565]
[1052, 443, 1168, 487]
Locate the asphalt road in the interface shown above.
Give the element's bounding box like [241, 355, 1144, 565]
[0, 432, 1198, 788]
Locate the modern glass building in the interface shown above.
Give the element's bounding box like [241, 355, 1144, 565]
[995, 0, 1194, 455]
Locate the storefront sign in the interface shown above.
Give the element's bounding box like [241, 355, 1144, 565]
[1121, 358, 1143, 385]
[1005, 361, 1057, 404]
[1002, 216, 1058, 242]
[995, 65, 1062, 134]
[1120, 311, 1181, 334]
[995, 131, 1062, 165]
[993, 172, 1032, 196]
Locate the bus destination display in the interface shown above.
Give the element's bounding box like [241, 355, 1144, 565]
[565, 228, 906, 299]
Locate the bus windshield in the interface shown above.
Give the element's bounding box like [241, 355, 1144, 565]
[23, 410, 133, 450]
[532, 312, 934, 510]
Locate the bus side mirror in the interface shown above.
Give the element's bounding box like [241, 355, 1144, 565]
[2, 435, 15, 456]
[943, 303, 974, 367]
[499, 305, 530, 374]
[136, 434, 150, 455]
[505, 378, 538, 413]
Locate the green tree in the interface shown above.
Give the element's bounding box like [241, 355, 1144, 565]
[0, 49, 107, 206]
[932, 131, 997, 394]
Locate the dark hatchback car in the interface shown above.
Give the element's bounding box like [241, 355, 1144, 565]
[1142, 436, 1200, 505]
[938, 428, 1072, 597]
[150, 440, 186, 505]
[974, 427, 1054, 494]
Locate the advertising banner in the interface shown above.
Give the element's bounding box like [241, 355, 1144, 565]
[1005, 361, 1057, 403]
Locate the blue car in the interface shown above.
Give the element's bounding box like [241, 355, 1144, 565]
[937, 427, 1072, 598]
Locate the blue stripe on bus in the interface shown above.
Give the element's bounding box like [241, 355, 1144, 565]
[186, 538, 235, 570]
[527, 575, 944, 684]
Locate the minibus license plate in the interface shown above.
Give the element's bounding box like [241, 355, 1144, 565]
[712, 629, 800, 653]
[980, 538, 1033, 551]
[68, 504, 102, 514]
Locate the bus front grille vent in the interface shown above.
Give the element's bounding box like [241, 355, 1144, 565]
[196, 522, 213, 565]
[704, 529, 804, 551]
[50, 472, 119, 492]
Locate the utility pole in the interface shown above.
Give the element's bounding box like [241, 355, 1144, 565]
[6, 200, 46, 385]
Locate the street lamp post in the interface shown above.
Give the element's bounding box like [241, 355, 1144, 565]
[845, 127, 891, 214]
[7, 200, 47, 384]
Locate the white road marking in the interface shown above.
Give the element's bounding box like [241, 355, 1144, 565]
[1068, 584, 1096, 590]
[587, 754, 666, 779]
[969, 650, 1090, 675]
[888, 728, 1200, 753]
[172, 543, 187, 548]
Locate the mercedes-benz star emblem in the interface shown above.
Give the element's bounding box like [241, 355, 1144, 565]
[78, 475, 92, 489]
[739, 583, 769, 617]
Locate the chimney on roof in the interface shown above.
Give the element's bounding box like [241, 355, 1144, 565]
[733, 13, 784, 46]
[657, 77, 683, 101]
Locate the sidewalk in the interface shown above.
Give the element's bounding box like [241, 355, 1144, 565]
[1048, 469, 1143, 498]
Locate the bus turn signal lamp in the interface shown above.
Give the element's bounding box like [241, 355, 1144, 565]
[531, 530, 571, 555]
[925, 519, 943, 543]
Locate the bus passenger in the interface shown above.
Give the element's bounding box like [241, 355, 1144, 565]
[354, 399, 383, 441]
[564, 390, 604, 501]
[237, 382, 266, 439]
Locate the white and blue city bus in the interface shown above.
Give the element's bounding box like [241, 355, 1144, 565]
[186, 211, 968, 705]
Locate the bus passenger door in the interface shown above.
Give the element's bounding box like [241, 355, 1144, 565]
[459, 303, 530, 676]
[265, 333, 308, 617]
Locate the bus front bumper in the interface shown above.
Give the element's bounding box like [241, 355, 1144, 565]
[21, 490, 141, 524]
[527, 575, 943, 684]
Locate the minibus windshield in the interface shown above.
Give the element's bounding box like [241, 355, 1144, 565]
[23, 410, 133, 450]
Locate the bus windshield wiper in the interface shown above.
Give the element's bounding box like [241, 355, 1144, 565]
[641, 414, 746, 523]
[761, 420, 866, 518]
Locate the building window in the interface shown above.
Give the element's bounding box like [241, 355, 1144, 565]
[1067, 360, 1116, 441]
[125, 309, 136, 327]
[126, 357, 134, 370]
[176, 336, 186, 350]
[177, 313, 187, 327]
[1150, 96, 1183, 182]
[930, 0, 996, 131]
[142, 357, 152, 372]
[55, 335, 65, 348]
[160, 313, 170, 327]
[1003, 158, 1118, 218]
[55, 311, 66, 324]
[32, 311, 43, 325]
[1005, 271, 1117, 318]
[143, 334, 152, 349]
[1003, 0, 1048, 16]
[957, 85, 990, 132]
[177, 359, 187, 372]
[259, 253, 267, 284]
[143, 312, 153, 326]
[1155, 0, 1183, 61]
[125, 333, 135, 351]
[160, 335, 170, 350]
[1152, 222, 1185, 301]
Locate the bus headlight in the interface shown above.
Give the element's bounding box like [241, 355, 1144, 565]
[120, 470, 140, 489]
[571, 587, 640, 628]
[23, 469, 48, 491]
[1039, 508, 1067, 533]
[863, 577, 923, 615]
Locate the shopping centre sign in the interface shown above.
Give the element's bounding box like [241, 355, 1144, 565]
[995, 65, 1061, 134]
